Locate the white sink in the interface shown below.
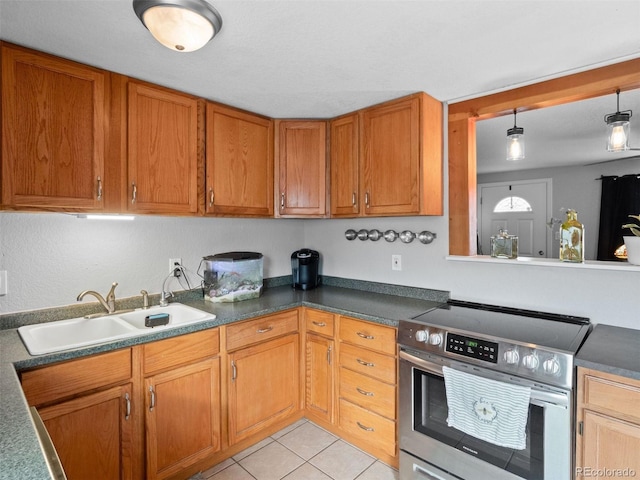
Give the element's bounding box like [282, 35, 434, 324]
[116, 304, 214, 330]
[18, 303, 216, 355]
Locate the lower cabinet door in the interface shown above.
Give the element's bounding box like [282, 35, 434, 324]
[145, 357, 221, 480]
[38, 383, 134, 480]
[228, 334, 300, 444]
[305, 333, 334, 422]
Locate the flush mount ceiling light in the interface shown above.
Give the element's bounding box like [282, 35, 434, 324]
[506, 109, 525, 161]
[133, 0, 222, 52]
[605, 89, 633, 152]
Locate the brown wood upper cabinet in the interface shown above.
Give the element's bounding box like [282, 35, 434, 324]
[1, 43, 107, 211]
[275, 120, 328, 217]
[330, 113, 360, 217]
[205, 103, 274, 216]
[359, 92, 442, 216]
[126, 80, 203, 215]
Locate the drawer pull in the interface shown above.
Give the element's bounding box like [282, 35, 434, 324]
[149, 385, 155, 412]
[356, 387, 374, 397]
[356, 331, 375, 340]
[357, 421, 375, 432]
[257, 326, 274, 334]
[124, 392, 131, 420]
[356, 358, 375, 367]
[312, 321, 327, 327]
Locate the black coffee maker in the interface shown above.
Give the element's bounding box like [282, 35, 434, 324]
[291, 249, 320, 290]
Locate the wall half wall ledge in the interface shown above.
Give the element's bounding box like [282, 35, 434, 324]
[446, 255, 640, 272]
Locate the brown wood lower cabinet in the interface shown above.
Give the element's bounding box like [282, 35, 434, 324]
[38, 383, 134, 480]
[576, 368, 640, 477]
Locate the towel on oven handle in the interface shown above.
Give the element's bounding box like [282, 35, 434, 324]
[442, 366, 531, 450]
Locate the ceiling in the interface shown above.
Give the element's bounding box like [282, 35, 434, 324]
[1, 0, 639, 170]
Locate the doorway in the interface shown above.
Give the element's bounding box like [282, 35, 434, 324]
[478, 179, 552, 258]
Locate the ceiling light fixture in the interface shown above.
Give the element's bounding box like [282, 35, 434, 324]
[605, 89, 633, 152]
[506, 109, 525, 161]
[133, 0, 222, 53]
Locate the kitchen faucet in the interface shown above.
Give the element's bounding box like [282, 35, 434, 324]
[77, 282, 118, 314]
[159, 274, 175, 307]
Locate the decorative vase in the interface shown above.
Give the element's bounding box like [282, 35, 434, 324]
[559, 209, 584, 263]
[623, 236, 640, 265]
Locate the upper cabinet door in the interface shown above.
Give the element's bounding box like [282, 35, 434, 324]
[330, 113, 360, 217]
[1, 44, 106, 210]
[275, 120, 327, 217]
[205, 103, 274, 217]
[360, 93, 442, 216]
[127, 81, 202, 215]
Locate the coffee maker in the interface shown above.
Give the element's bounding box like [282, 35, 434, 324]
[291, 249, 320, 290]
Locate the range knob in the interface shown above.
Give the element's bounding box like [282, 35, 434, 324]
[543, 357, 561, 376]
[522, 353, 540, 370]
[415, 330, 429, 343]
[429, 333, 443, 346]
[503, 349, 519, 365]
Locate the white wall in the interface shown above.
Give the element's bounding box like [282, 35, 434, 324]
[1, 210, 639, 330]
[0, 213, 303, 313]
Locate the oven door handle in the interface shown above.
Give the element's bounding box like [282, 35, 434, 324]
[400, 350, 443, 376]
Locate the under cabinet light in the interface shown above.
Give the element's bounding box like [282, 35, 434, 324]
[76, 214, 135, 221]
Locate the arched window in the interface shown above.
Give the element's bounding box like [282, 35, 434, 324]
[493, 196, 533, 213]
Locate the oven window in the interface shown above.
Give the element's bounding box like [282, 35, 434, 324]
[413, 368, 544, 480]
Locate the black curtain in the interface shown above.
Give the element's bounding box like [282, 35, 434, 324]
[597, 174, 640, 261]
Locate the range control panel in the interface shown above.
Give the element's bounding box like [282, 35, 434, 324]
[446, 333, 498, 363]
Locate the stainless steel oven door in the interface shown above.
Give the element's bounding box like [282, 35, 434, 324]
[399, 348, 571, 480]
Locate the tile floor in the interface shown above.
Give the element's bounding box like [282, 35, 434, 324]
[191, 418, 399, 480]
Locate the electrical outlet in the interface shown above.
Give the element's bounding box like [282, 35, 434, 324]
[392, 254, 402, 271]
[0, 270, 7, 296]
[169, 258, 182, 276]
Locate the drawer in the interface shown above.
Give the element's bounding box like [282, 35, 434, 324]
[226, 309, 299, 351]
[305, 308, 335, 337]
[339, 398, 396, 457]
[582, 370, 640, 422]
[144, 328, 219, 375]
[339, 317, 396, 355]
[339, 343, 396, 384]
[21, 349, 132, 407]
[340, 367, 395, 419]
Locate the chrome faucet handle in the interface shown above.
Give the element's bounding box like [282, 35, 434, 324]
[140, 289, 149, 309]
[105, 282, 118, 312]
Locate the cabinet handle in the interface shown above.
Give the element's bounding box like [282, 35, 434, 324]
[131, 182, 137, 204]
[231, 360, 237, 381]
[356, 331, 375, 340]
[312, 321, 326, 327]
[124, 392, 131, 420]
[280, 193, 285, 210]
[327, 344, 332, 365]
[357, 421, 375, 432]
[356, 387, 374, 397]
[365, 192, 370, 208]
[96, 176, 103, 200]
[209, 188, 215, 207]
[356, 358, 375, 368]
[352, 192, 357, 206]
[149, 385, 155, 412]
[257, 326, 273, 334]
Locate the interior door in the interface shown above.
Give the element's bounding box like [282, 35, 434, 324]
[478, 179, 551, 257]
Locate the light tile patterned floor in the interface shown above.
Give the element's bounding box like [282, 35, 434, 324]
[192, 419, 399, 480]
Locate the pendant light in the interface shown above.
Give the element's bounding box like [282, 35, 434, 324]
[506, 109, 525, 161]
[133, 0, 223, 53]
[605, 89, 632, 152]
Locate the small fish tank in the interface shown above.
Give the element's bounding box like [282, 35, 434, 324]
[201, 252, 263, 303]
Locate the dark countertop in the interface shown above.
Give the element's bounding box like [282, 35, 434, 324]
[0, 280, 447, 480]
[575, 324, 640, 381]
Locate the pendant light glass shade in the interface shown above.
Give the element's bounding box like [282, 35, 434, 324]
[605, 90, 632, 152]
[133, 0, 222, 52]
[506, 109, 525, 161]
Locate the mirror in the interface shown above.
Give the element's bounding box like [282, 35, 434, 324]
[447, 57, 640, 258]
[475, 91, 640, 260]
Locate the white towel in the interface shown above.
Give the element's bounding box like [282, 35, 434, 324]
[442, 366, 531, 450]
